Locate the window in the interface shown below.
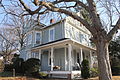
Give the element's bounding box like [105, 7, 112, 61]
[31, 52, 39, 59]
[35, 32, 41, 44]
[79, 33, 84, 43]
[35, 52, 39, 59]
[49, 28, 55, 41]
[27, 33, 32, 45]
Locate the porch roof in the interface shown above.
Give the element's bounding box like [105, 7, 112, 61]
[31, 38, 96, 51]
[32, 38, 70, 50]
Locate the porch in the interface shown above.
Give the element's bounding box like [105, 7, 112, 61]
[31, 39, 97, 79]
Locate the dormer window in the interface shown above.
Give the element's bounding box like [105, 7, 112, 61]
[49, 27, 55, 42]
[35, 32, 41, 44]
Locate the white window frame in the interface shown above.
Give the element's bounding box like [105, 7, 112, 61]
[35, 31, 42, 44]
[49, 27, 55, 42]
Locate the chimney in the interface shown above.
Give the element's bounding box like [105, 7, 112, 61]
[50, 19, 55, 24]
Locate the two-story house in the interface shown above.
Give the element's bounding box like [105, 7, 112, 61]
[20, 16, 97, 79]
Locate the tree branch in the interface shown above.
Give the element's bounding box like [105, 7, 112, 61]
[39, 1, 96, 34]
[107, 18, 120, 41]
[19, 0, 43, 15]
[52, 0, 90, 12]
[87, 0, 103, 32]
[19, 0, 96, 34]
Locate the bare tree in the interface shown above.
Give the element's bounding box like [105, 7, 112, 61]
[7, 16, 33, 49]
[0, 0, 120, 80]
[0, 27, 18, 64]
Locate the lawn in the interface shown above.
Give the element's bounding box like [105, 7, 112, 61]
[89, 76, 120, 80]
[0, 76, 120, 80]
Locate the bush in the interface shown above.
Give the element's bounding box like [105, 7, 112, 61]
[4, 64, 13, 72]
[90, 68, 98, 77]
[112, 66, 120, 75]
[81, 59, 90, 79]
[0, 60, 4, 72]
[39, 72, 48, 78]
[12, 58, 25, 74]
[24, 58, 40, 77]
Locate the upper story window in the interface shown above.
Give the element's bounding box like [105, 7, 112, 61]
[79, 33, 84, 43]
[49, 28, 55, 42]
[35, 32, 41, 44]
[27, 33, 32, 45]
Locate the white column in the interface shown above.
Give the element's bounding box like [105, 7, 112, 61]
[68, 44, 72, 71]
[65, 47, 67, 71]
[51, 47, 54, 71]
[39, 49, 41, 60]
[80, 48, 83, 64]
[39, 49, 41, 71]
[90, 50, 92, 68]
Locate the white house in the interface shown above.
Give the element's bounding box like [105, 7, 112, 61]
[20, 16, 97, 79]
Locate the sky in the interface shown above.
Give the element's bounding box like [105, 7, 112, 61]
[0, 0, 120, 36]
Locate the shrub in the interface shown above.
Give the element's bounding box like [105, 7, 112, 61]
[4, 64, 13, 72]
[112, 66, 120, 75]
[39, 72, 48, 78]
[81, 59, 90, 79]
[12, 58, 25, 74]
[90, 68, 98, 77]
[0, 60, 4, 72]
[24, 58, 40, 77]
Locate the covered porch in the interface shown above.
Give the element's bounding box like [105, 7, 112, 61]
[31, 39, 96, 79]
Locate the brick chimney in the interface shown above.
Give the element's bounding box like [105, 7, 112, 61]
[50, 19, 55, 24]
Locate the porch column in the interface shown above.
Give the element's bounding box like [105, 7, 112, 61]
[51, 47, 54, 71]
[39, 49, 41, 71]
[90, 50, 92, 68]
[65, 47, 67, 71]
[39, 49, 41, 60]
[68, 44, 72, 71]
[80, 48, 83, 64]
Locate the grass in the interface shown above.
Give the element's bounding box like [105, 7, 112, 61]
[0, 71, 13, 77]
[0, 76, 120, 80]
[86, 76, 120, 80]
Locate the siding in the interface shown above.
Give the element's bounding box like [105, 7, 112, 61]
[41, 50, 50, 71]
[42, 22, 65, 44]
[54, 48, 65, 70]
[55, 22, 64, 40]
[42, 29, 49, 44]
[64, 21, 91, 47]
[19, 50, 27, 60]
[41, 48, 65, 71]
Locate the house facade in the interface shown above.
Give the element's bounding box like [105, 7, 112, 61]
[20, 16, 97, 79]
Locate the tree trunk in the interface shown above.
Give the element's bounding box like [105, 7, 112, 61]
[96, 38, 112, 80]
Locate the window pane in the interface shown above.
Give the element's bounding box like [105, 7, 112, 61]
[49, 28, 54, 41]
[36, 33, 41, 44]
[79, 33, 83, 43]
